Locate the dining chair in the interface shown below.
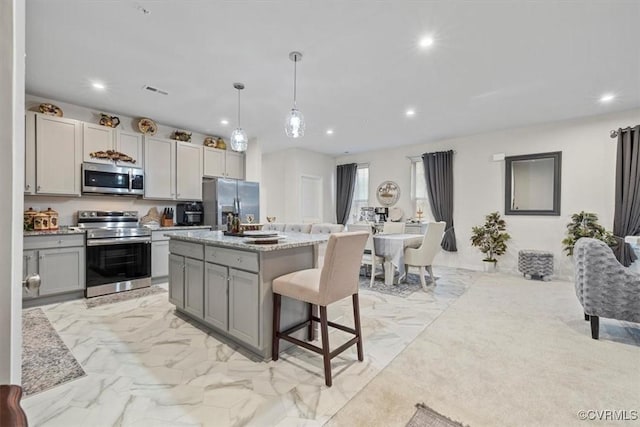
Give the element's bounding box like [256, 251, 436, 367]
[403, 221, 446, 290]
[347, 224, 383, 286]
[382, 221, 405, 234]
[272, 231, 369, 387]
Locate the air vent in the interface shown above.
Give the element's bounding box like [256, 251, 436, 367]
[142, 85, 169, 96]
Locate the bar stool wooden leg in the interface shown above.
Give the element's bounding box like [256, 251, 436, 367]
[307, 302, 314, 341]
[272, 293, 282, 361]
[319, 305, 332, 387]
[352, 293, 364, 361]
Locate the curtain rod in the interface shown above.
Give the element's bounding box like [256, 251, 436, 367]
[406, 150, 457, 161]
[610, 126, 637, 139]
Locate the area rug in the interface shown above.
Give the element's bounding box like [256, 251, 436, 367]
[85, 285, 167, 308]
[22, 308, 86, 396]
[359, 270, 436, 297]
[406, 403, 468, 427]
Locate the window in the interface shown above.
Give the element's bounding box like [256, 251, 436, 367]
[348, 165, 369, 223]
[411, 158, 429, 220]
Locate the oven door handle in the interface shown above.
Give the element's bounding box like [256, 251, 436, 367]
[87, 237, 151, 246]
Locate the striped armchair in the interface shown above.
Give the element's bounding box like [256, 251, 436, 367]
[574, 237, 640, 339]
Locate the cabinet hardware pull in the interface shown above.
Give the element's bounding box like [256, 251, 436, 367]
[26, 184, 30, 190]
[37, 185, 41, 191]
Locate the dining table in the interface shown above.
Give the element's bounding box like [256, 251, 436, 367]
[373, 233, 423, 285]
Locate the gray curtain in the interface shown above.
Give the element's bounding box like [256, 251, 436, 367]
[336, 163, 358, 225]
[422, 150, 457, 251]
[613, 125, 640, 266]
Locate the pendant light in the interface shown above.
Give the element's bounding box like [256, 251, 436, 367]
[285, 51, 305, 138]
[230, 82, 248, 152]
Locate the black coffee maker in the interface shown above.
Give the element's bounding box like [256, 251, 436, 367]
[176, 202, 204, 225]
[375, 207, 389, 222]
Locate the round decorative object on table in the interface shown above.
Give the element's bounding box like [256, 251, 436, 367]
[376, 181, 400, 206]
[38, 103, 63, 117]
[389, 207, 403, 222]
[137, 118, 157, 135]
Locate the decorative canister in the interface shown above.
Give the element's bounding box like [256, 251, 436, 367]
[33, 212, 50, 231]
[24, 207, 38, 231]
[43, 207, 59, 230]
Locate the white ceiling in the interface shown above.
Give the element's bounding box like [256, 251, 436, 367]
[26, 1, 640, 155]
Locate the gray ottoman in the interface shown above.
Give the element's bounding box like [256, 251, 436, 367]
[518, 250, 553, 280]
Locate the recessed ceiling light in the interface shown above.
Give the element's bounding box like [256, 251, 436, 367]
[326, 129, 334, 135]
[92, 82, 106, 90]
[599, 93, 615, 103]
[419, 36, 434, 49]
[220, 119, 229, 125]
[406, 109, 416, 117]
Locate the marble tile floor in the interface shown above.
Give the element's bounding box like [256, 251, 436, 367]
[328, 273, 640, 427]
[21, 267, 474, 427]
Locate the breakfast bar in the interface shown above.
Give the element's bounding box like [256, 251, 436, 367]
[165, 230, 329, 359]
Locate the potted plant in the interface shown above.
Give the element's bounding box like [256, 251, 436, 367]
[471, 212, 511, 271]
[561, 211, 617, 255]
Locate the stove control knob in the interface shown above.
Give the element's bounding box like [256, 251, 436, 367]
[80, 212, 87, 218]
[90, 212, 97, 217]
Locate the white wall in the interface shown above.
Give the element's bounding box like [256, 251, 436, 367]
[262, 148, 336, 224]
[0, 0, 25, 384]
[338, 108, 640, 277]
[24, 195, 177, 227]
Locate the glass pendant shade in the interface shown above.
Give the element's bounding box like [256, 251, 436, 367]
[285, 51, 305, 139]
[285, 108, 305, 138]
[230, 82, 247, 152]
[230, 128, 248, 152]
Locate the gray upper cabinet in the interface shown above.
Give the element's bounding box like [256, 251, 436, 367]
[203, 147, 245, 180]
[34, 113, 82, 196]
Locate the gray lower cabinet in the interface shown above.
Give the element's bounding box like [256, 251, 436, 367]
[168, 254, 185, 308]
[228, 268, 260, 348]
[152, 240, 169, 278]
[23, 234, 85, 299]
[204, 262, 228, 330]
[204, 262, 259, 348]
[169, 245, 205, 317]
[38, 247, 84, 295]
[184, 257, 204, 318]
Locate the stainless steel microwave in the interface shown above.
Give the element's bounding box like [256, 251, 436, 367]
[82, 162, 144, 196]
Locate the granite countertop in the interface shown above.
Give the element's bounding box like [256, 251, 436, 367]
[165, 230, 329, 251]
[24, 225, 211, 237]
[146, 225, 212, 231]
[24, 227, 86, 237]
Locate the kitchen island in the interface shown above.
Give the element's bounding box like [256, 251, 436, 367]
[165, 230, 329, 359]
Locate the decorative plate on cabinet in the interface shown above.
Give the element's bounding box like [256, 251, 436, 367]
[38, 103, 63, 117]
[137, 118, 157, 135]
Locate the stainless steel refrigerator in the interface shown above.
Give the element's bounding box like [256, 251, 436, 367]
[203, 178, 260, 228]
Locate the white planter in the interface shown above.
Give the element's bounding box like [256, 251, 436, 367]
[483, 260, 497, 273]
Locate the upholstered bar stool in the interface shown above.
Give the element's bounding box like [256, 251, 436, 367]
[272, 231, 369, 387]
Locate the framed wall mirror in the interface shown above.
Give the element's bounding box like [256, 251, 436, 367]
[505, 151, 561, 216]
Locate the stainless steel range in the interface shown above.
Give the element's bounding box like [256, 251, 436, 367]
[77, 210, 151, 297]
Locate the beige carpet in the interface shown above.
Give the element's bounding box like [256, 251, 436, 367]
[327, 273, 640, 427]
